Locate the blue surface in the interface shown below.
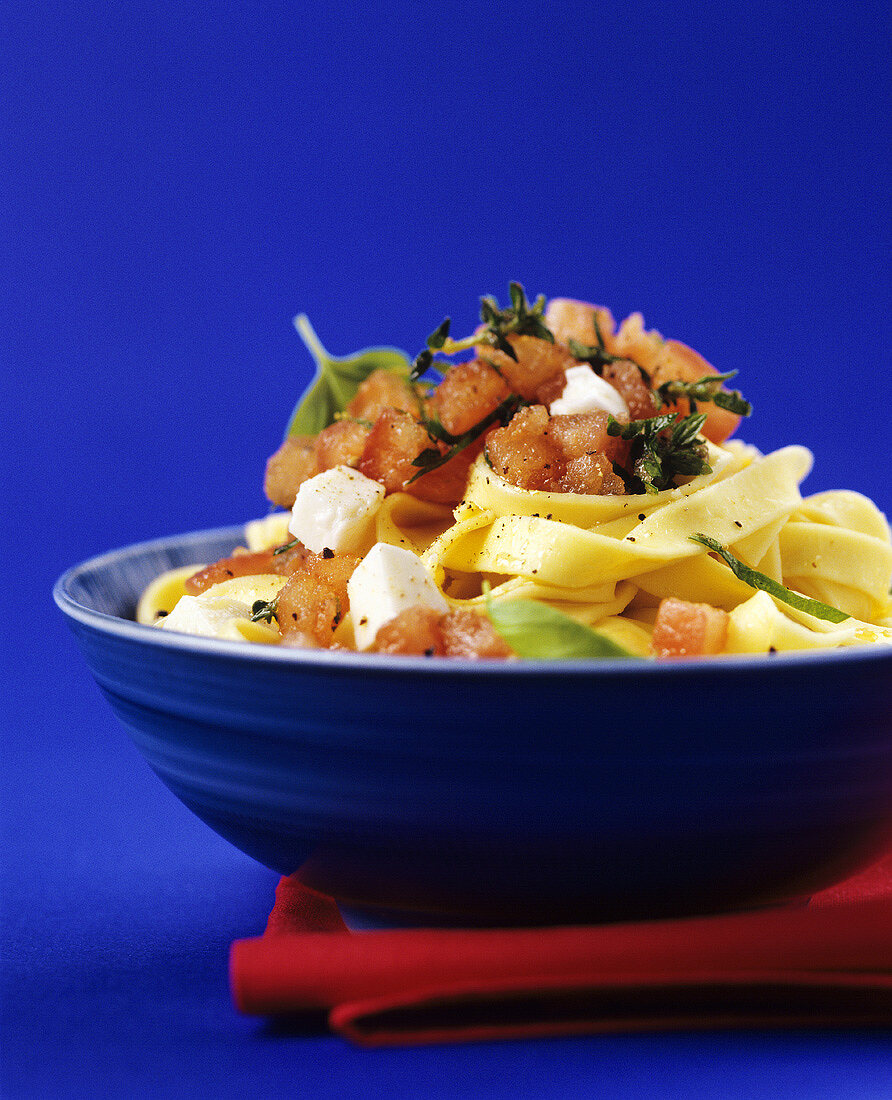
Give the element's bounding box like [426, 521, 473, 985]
[5, 0, 891, 1094]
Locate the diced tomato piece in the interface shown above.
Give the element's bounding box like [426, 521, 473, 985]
[264, 436, 319, 508]
[370, 606, 446, 656]
[601, 359, 656, 421]
[481, 335, 577, 401]
[651, 597, 729, 658]
[544, 299, 617, 349]
[355, 407, 481, 505]
[314, 419, 370, 471]
[428, 359, 510, 436]
[277, 549, 360, 647]
[277, 572, 337, 647]
[612, 315, 741, 443]
[439, 610, 514, 659]
[650, 340, 741, 444]
[357, 408, 432, 493]
[533, 372, 566, 407]
[611, 312, 666, 375]
[407, 440, 482, 504]
[346, 369, 419, 421]
[486, 406, 627, 494]
[556, 452, 620, 495]
[484, 405, 563, 491]
[548, 412, 625, 464]
[370, 606, 515, 658]
[184, 543, 307, 595]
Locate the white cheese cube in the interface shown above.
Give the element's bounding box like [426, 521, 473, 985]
[549, 365, 629, 419]
[348, 542, 449, 650]
[158, 594, 254, 640]
[289, 465, 386, 555]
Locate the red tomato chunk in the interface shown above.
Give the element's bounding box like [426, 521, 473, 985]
[651, 598, 729, 658]
[370, 607, 514, 659]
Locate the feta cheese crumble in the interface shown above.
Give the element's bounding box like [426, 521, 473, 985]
[549, 365, 629, 419]
[348, 542, 449, 650]
[159, 594, 255, 640]
[289, 465, 386, 554]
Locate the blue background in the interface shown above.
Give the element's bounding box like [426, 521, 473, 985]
[4, 0, 890, 1096]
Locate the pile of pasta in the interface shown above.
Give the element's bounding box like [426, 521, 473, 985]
[372, 441, 892, 656]
[140, 435, 892, 657]
[136, 282, 892, 659]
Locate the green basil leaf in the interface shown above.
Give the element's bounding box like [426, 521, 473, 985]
[690, 534, 850, 623]
[284, 314, 412, 438]
[483, 586, 640, 660]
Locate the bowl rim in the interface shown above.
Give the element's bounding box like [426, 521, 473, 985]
[54, 524, 892, 679]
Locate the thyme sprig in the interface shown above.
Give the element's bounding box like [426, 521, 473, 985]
[250, 595, 279, 623]
[564, 316, 637, 375]
[409, 393, 526, 482]
[657, 370, 752, 417]
[411, 282, 553, 380]
[566, 339, 620, 374]
[569, 314, 751, 421]
[690, 535, 850, 623]
[608, 411, 712, 494]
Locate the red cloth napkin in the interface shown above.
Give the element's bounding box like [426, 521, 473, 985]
[230, 854, 892, 1046]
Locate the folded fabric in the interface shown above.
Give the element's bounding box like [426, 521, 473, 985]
[230, 853, 892, 1046]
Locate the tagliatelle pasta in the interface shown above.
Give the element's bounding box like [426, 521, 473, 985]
[380, 445, 891, 654]
[138, 288, 892, 659]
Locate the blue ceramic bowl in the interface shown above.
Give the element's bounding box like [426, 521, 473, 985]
[55, 527, 892, 925]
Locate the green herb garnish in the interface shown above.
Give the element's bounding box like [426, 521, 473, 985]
[657, 370, 752, 417]
[608, 411, 712, 494]
[411, 282, 553, 379]
[483, 583, 639, 659]
[566, 315, 650, 384]
[285, 315, 413, 437]
[409, 393, 525, 481]
[690, 534, 850, 623]
[567, 338, 621, 374]
[250, 595, 279, 623]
